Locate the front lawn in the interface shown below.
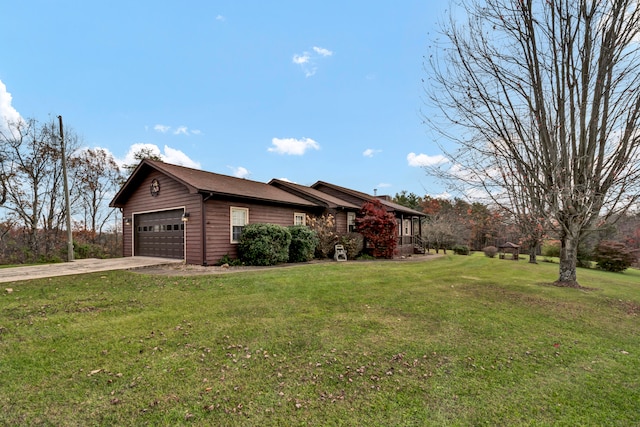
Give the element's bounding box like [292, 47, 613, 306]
[1, 254, 638, 426]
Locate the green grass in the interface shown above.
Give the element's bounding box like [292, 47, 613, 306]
[1, 254, 638, 426]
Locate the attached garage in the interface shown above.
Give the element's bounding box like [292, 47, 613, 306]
[134, 209, 185, 259]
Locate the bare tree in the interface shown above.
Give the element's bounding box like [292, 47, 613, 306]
[70, 148, 122, 241]
[421, 197, 468, 252]
[423, 218, 455, 254]
[0, 117, 79, 260]
[425, 0, 640, 285]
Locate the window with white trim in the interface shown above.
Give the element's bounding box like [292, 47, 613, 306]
[294, 212, 306, 226]
[231, 207, 248, 243]
[347, 212, 356, 232]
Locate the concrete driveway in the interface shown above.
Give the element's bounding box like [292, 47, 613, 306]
[0, 257, 183, 283]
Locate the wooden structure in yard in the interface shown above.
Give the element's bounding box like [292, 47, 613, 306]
[499, 242, 521, 261]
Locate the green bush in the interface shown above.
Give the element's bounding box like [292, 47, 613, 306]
[593, 240, 638, 273]
[542, 240, 561, 258]
[288, 226, 319, 263]
[214, 253, 244, 266]
[483, 246, 498, 258]
[577, 246, 593, 269]
[238, 223, 292, 266]
[73, 242, 108, 260]
[453, 245, 470, 255]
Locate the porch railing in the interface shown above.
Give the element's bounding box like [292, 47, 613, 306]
[396, 235, 428, 254]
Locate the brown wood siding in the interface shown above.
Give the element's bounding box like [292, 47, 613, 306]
[121, 171, 203, 264]
[334, 210, 348, 234]
[204, 198, 316, 264]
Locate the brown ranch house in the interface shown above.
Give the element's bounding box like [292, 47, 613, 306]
[110, 160, 425, 265]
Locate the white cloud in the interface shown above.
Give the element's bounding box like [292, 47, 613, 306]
[0, 80, 22, 131]
[302, 68, 317, 78]
[215, 15, 225, 21]
[173, 126, 189, 135]
[119, 143, 161, 167]
[163, 145, 201, 168]
[268, 137, 320, 155]
[428, 191, 452, 199]
[154, 124, 170, 133]
[228, 166, 250, 178]
[363, 148, 382, 158]
[152, 124, 201, 136]
[292, 53, 310, 65]
[313, 46, 333, 57]
[377, 183, 392, 188]
[407, 152, 449, 167]
[118, 143, 201, 169]
[293, 46, 333, 77]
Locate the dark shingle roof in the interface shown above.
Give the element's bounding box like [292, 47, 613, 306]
[111, 160, 425, 217]
[268, 179, 361, 210]
[110, 160, 317, 208]
[311, 181, 425, 216]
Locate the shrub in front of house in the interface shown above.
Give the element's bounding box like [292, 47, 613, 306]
[593, 240, 638, 272]
[339, 232, 364, 259]
[308, 214, 339, 259]
[355, 199, 397, 259]
[483, 246, 498, 258]
[238, 223, 292, 266]
[288, 226, 319, 263]
[214, 253, 244, 266]
[453, 245, 470, 255]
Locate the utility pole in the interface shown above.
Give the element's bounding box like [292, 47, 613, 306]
[58, 115, 74, 261]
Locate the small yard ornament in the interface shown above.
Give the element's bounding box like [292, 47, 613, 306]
[334, 244, 347, 262]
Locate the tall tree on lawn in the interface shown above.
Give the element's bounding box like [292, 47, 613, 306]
[425, 0, 640, 285]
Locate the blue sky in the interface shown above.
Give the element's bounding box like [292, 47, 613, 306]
[0, 0, 450, 198]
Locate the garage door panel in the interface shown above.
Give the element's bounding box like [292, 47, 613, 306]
[134, 209, 184, 259]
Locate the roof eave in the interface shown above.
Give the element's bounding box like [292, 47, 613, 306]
[109, 159, 198, 208]
[198, 189, 318, 209]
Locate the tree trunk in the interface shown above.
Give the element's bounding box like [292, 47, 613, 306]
[528, 243, 538, 264]
[556, 234, 579, 286]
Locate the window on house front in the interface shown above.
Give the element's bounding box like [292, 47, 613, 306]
[231, 207, 249, 243]
[294, 212, 306, 226]
[347, 212, 356, 232]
